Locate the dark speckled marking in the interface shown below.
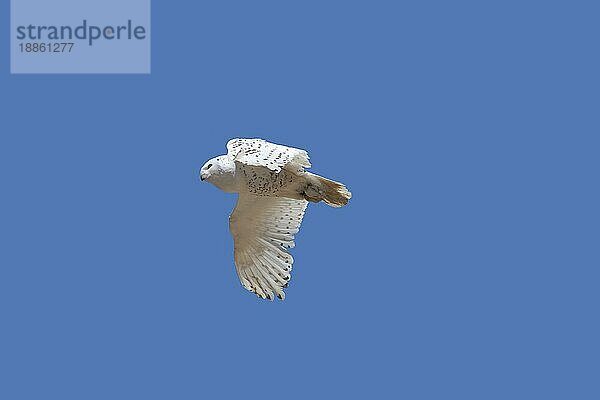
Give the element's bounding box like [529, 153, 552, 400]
[243, 165, 294, 196]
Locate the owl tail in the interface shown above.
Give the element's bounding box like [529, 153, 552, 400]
[303, 173, 352, 208]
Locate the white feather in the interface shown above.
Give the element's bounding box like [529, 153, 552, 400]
[227, 138, 311, 173]
[229, 193, 307, 300]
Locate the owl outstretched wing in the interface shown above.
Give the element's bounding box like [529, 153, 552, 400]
[229, 193, 308, 300]
[226, 138, 311, 173]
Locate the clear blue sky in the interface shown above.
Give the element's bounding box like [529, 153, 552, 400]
[1, 1, 598, 399]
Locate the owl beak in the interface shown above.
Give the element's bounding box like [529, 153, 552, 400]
[200, 170, 207, 181]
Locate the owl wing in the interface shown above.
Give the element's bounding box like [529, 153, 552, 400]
[226, 138, 311, 173]
[229, 193, 308, 300]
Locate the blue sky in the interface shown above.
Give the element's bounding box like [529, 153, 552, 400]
[1, 1, 598, 399]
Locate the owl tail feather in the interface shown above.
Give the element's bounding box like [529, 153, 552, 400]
[303, 173, 352, 208]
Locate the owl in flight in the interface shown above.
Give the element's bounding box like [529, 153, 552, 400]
[200, 138, 352, 300]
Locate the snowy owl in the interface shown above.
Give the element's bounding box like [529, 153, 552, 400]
[200, 138, 352, 300]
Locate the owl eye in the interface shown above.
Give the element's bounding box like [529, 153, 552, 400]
[206, 163, 213, 169]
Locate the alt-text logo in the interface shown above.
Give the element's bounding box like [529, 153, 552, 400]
[16, 20, 147, 47]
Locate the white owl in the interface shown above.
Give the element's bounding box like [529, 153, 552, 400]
[200, 138, 352, 300]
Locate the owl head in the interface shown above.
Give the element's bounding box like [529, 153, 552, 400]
[200, 156, 236, 192]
